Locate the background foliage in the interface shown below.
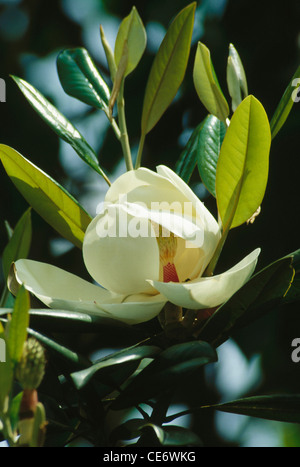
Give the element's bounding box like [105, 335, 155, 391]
[1, 0, 300, 446]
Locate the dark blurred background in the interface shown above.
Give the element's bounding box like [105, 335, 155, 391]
[0, 0, 300, 446]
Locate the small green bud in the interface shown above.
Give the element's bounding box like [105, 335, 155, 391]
[15, 338, 46, 390]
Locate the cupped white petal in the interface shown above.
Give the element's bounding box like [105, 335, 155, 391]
[83, 205, 160, 295]
[99, 294, 167, 324]
[148, 248, 261, 309]
[13, 259, 167, 325]
[156, 165, 220, 235]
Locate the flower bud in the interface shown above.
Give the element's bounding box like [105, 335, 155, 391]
[16, 338, 46, 390]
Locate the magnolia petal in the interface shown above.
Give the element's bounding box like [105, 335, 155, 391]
[13, 259, 120, 316]
[156, 165, 220, 235]
[105, 167, 189, 207]
[148, 248, 261, 309]
[99, 294, 167, 324]
[83, 205, 160, 294]
[12, 259, 167, 324]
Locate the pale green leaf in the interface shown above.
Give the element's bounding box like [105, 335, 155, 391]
[141, 2, 196, 135]
[114, 6, 147, 77]
[7, 285, 30, 364]
[0, 144, 91, 249]
[216, 95, 271, 230]
[193, 41, 229, 122]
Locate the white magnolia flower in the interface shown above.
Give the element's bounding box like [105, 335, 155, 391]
[12, 166, 260, 325]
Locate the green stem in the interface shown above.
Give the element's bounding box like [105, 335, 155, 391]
[135, 132, 146, 169]
[117, 80, 133, 171]
[204, 225, 230, 277]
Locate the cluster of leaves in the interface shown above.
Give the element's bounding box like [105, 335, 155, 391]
[1, 2, 300, 447]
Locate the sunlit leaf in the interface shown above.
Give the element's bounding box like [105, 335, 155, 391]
[193, 41, 229, 122]
[2, 209, 32, 281]
[11, 76, 110, 182]
[7, 285, 30, 364]
[216, 95, 271, 230]
[141, 2, 196, 135]
[0, 144, 91, 249]
[197, 115, 227, 196]
[114, 7, 146, 77]
[56, 47, 110, 109]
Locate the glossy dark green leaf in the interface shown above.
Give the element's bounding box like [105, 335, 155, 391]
[26, 327, 90, 370]
[7, 285, 30, 364]
[198, 255, 294, 347]
[197, 115, 227, 197]
[56, 48, 110, 109]
[27, 309, 132, 332]
[141, 3, 196, 135]
[11, 76, 110, 182]
[111, 341, 217, 410]
[270, 65, 300, 139]
[0, 144, 91, 249]
[2, 208, 32, 281]
[71, 344, 160, 390]
[175, 119, 206, 183]
[215, 394, 300, 423]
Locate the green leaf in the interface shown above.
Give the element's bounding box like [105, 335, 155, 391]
[56, 47, 110, 110]
[9, 391, 23, 432]
[111, 341, 217, 410]
[0, 144, 91, 249]
[142, 424, 202, 447]
[198, 255, 294, 347]
[2, 209, 32, 281]
[193, 42, 229, 122]
[175, 119, 206, 184]
[11, 76, 110, 182]
[0, 334, 13, 410]
[216, 95, 271, 230]
[141, 2, 196, 135]
[114, 7, 147, 77]
[26, 327, 90, 370]
[214, 395, 300, 424]
[226, 43, 248, 112]
[7, 285, 30, 364]
[270, 65, 300, 139]
[197, 115, 227, 197]
[71, 344, 160, 390]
